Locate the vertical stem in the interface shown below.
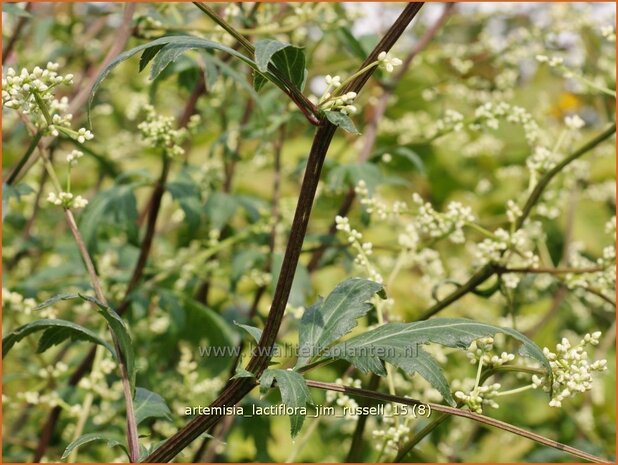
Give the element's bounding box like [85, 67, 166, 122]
[64, 208, 140, 462]
[145, 4, 425, 462]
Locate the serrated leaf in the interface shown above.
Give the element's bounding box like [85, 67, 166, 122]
[139, 45, 165, 72]
[254, 39, 306, 90]
[324, 111, 360, 134]
[150, 43, 196, 80]
[80, 294, 136, 391]
[89, 36, 270, 125]
[62, 432, 127, 460]
[133, 387, 172, 425]
[328, 318, 552, 406]
[255, 40, 289, 72]
[260, 368, 312, 438]
[3, 319, 113, 357]
[296, 278, 383, 368]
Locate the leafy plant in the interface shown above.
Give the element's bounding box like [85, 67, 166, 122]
[2, 3, 615, 464]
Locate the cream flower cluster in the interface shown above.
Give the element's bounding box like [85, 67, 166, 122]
[471, 102, 541, 145]
[411, 193, 475, 244]
[454, 381, 502, 413]
[2, 63, 73, 113]
[532, 332, 608, 407]
[137, 105, 186, 157]
[2, 63, 94, 142]
[318, 76, 358, 115]
[2, 288, 37, 315]
[465, 336, 516, 367]
[371, 402, 416, 457]
[325, 377, 362, 419]
[335, 214, 382, 283]
[475, 228, 539, 266]
[526, 146, 561, 182]
[377, 51, 403, 73]
[47, 191, 88, 209]
[65, 149, 84, 166]
[357, 181, 407, 220]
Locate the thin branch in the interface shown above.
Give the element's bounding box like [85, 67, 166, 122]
[304, 379, 611, 464]
[419, 122, 616, 320]
[192, 2, 321, 125]
[517, 122, 616, 229]
[33, 45, 202, 461]
[499, 266, 606, 274]
[144, 5, 425, 462]
[307, 3, 453, 271]
[63, 208, 139, 462]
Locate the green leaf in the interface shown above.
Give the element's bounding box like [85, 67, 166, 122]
[231, 250, 266, 289]
[260, 368, 312, 438]
[62, 432, 127, 460]
[182, 296, 239, 347]
[232, 367, 255, 380]
[3, 319, 113, 357]
[167, 170, 202, 230]
[133, 387, 172, 425]
[234, 322, 263, 343]
[254, 39, 306, 90]
[253, 72, 268, 92]
[328, 162, 383, 194]
[296, 278, 383, 368]
[89, 36, 269, 124]
[150, 43, 197, 80]
[34, 293, 79, 311]
[204, 192, 238, 230]
[372, 147, 425, 175]
[139, 44, 165, 72]
[79, 184, 139, 253]
[328, 318, 552, 406]
[336, 27, 369, 60]
[80, 295, 136, 391]
[324, 111, 360, 135]
[202, 52, 220, 89]
[271, 254, 311, 307]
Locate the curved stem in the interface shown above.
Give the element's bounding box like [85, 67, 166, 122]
[305, 379, 610, 464]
